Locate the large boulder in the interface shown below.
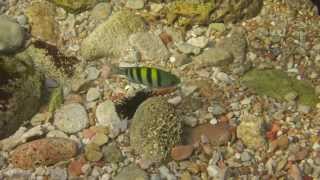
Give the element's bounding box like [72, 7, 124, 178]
[0, 54, 43, 139]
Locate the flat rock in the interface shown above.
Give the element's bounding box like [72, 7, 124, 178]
[185, 123, 234, 146]
[171, 145, 194, 161]
[129, 32, 170, 62]
[193, 47, 233, 69]
[54, 103, 89, 134]
[96, 100, 121, 129]
[241, 69, 319, 106]
[81, 10, 146, 60]
[114, 164, 148, 180]
[0, 15, 25, 53]
[9, 138, 77, 169]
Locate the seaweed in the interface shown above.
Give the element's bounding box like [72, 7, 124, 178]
[33, 40, 79, 77]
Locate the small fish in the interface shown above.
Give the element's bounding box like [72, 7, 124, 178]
[119, 66, 180, 88]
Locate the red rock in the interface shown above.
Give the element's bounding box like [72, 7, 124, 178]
[188, 123, 234, 146]
[270, 135, 289, 152]
[10, 138, 78, 169]
[68, 156, 86, 176]
[82, 128, 97, 139]
[288, 164, 303, 180]
[266, 122, 281, 141]
[171, 145, 194, 161]
[159, 32, 172, 46]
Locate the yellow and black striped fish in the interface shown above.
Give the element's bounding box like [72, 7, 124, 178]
[120, 66, 180, 88]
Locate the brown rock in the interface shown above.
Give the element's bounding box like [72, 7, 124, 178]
[171, 145, 194, 161]
[68, 156, 86, 177]
[9, 138, 78, 169]
[270, 135, 289, 152]
[186, 123, 234, 146]
[294, 149, 309, 161]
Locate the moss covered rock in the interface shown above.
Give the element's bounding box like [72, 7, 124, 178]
[50, 0, 98, 13]
[130, 97, 182, 163]
[240, 69, 319, 106]
[80, 10, 147, 60]
[0, 55, 43, 139]
[161, 0, 263, 27]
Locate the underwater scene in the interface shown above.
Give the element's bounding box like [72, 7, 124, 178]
[0, 0, 320, 179]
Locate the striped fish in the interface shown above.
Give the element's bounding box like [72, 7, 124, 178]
[120, 66, 180, 88]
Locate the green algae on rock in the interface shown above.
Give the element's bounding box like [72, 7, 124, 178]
[240, 69, 319, 106]
[0, 55, 43, 139]
[48, 85, 64, 113]
[130, 96, 182, 163]
[50, 0, 98, 13]
[25, 1, 58, 45]
[80, 10, 147, 60]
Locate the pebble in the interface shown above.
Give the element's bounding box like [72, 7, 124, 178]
[90, 3, 112, 21]
[114, 164, 148, 180]
[54, 103, 89, 134]
[0, 15, 25, 53]
[270, 135, 289, 152]
[46, 130, 69, 138]
[102, 143, 124, 163]
[209, 104, 226, 116]
[159, 166, 177, 180]
[96, 100, 121, 133]
[86, 87, 101, 102]
[48, 167, 67, 180]
[240, 151, 251, 162]
[297, 104, 311, 113]
[91, 133, 109, 146]
[176, 42, 201, 55]
[9, 138, 77, 169]
[207, 165, 219, 177]
[284, 91, 298, 101]
[237, 112, 267, 150]
[187, 36, 209, 48]
[125, 0, 145, 9]
[0, 153, 6, 168]
[171, 145, 194, 161]
[85, 143, 103, 162]
[68, 157, 86, 177]
[209, 23, 226, 32]
[168, 96, 182, 105]
[183, 116, 198, 127]
[86, 66, 101, 81]
[129, 32, 170, 62]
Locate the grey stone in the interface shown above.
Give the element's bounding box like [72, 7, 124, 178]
[81, 10, 146, 60]
[176, 42, 200, 55]
[54, 103, 89, 134]
[90, 3, 112, 21]
[86, 87, 101, 102]
[129, 32, 169, 62]
[114, 164, 148, 180]
[102, 143, 124, 163]
[125, 0, 145, 9]
[193, 47, 233, 68]
[159, 166, 176, 180]
[0, 15, 25, 53]
[187, 36, 209, 48]
[210, 104, 226, 116]
[240, 151, 251, 162]
[48, 167, 67, 180]
[216, 27, 247, 63]
[0, 153, 6, 169]
[86, 66, 100, 81]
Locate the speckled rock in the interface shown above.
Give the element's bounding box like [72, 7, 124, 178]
[0, 55, 43, 139]
[237, 112, 267, 150]
[54, 103, 89, 134]
[9, 138, 77, 169]
[102, 143, 124, 163]
[0, 15, 25, 54]
[25, 1, 58, 44]
[114, 164, 148, 180]
[81, 10, 147, 60]
[50, 0, 98, 13]
[241, 69, 319, 106]
[129, 32, 170, 62]
[130, 97, 182, 163]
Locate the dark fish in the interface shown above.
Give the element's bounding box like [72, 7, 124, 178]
[119, 66, 180, 88]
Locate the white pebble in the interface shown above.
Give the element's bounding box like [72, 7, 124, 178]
[209, 118, 218, 125]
